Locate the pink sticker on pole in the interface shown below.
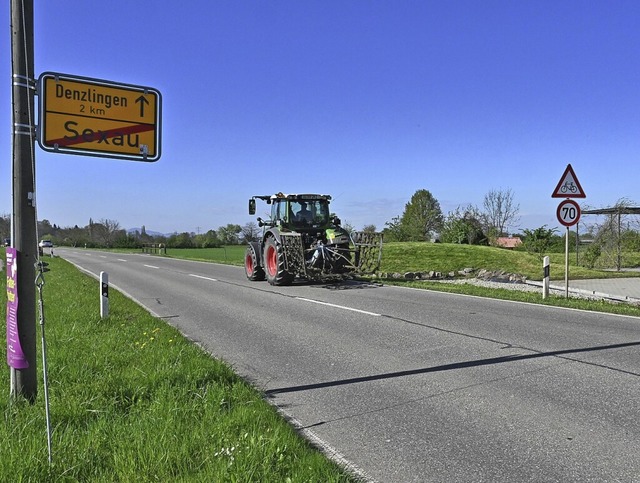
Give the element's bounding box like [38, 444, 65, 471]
[6, 248, 29, 369]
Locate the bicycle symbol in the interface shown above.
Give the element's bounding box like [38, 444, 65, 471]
[560, 181, 577, 193]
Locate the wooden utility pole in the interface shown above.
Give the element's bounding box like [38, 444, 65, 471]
[10, 0, 38, 401]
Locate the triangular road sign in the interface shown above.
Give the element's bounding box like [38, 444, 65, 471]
[552, 164, 586, 198]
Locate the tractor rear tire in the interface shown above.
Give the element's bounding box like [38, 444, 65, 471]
[245, 243, 265, 281]
[264, 237, 294, 286]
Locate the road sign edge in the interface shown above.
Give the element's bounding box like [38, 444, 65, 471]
[36, 71, 162, 162]
[556, 199, 581, 227]
[551, 163, 586, 198]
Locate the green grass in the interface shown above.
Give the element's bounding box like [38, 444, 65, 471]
[0, 252, 356, 482]
[379, 242, 640, 281]
[164, 246, 247, 266]
[154, 242, 640, 281]
[385, 279, 640, 317]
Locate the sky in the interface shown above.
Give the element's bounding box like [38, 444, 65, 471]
[2, 1, 639, 236]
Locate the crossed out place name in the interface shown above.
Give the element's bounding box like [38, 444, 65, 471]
[47, 121, 154, 148]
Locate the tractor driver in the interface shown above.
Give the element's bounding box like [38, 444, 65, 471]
[296, 202, 313, 222]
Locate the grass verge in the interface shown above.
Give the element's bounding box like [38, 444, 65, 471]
[381, 279, 640, 317]
[379, 242, 640, 281]
[0, 254, 357, 482]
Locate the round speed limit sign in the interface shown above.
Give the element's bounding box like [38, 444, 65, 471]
[557, 199, 581, 227]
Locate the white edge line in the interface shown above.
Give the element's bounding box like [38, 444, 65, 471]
[189, 274, 218, 282]
[61, 263, 163, 318]
[272, 405, 378, 483]
[296, 297, 380, 316]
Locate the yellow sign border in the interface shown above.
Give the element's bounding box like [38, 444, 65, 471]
[37, 72, 162, 162]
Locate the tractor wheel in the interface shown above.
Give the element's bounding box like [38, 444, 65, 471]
[264, 237, 294, 286]
[245, 244, 265, 281]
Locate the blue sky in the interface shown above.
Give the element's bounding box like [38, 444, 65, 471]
[2, 1, 639, 235]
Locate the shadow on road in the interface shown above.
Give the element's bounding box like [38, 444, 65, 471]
[266, 340, 640, 396]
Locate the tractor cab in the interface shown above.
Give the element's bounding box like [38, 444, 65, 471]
[273, 197, 330, 230]
[249, 193, 333, 230]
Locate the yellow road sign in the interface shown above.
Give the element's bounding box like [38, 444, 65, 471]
[38, 72, 162, 161]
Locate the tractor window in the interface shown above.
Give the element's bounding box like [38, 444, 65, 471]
[292, 200, 329, 226]
[271, 201, 289, 222]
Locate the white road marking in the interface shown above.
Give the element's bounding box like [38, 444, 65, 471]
[117, 259, 127, 262]
[296, 297, 381, 316]
[144, 264, 160, 269]
[189, 274, 218, 282]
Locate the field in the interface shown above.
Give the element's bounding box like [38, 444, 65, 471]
[164, 245, 247, 266]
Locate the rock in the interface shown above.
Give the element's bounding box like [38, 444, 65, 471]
[475, 269, 527, 283]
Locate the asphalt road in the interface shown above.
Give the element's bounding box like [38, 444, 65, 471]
[57, 248, 640, 482]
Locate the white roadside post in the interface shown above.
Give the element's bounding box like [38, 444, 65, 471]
[100, 271, 109, 318]
[543, 256, 550, 299]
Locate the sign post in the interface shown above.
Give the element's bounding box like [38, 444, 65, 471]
[552, 165, 586, 298]
[38, 72, 162, 161]
[10, 0, 38, 402]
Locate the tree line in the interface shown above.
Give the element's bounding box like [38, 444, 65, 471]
[0, 215, 262, 249]
[0, 188, 540, 249]
[2, 191, 637, 269]
[381, 189, 640, 269]
[382, 187, 520, 244]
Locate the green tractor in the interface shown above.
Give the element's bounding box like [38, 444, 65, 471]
[245, 193, 383, 285]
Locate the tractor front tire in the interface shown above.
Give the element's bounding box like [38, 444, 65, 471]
[245, 243, 265, 281]
[264, 237, 294, 286]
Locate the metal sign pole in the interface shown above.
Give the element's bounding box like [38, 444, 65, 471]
[565, 227, 569, 298]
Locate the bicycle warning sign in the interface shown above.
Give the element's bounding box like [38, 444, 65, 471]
[552, 164, 586, 198]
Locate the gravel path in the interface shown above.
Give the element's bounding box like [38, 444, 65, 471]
[433, 278, 615, 301]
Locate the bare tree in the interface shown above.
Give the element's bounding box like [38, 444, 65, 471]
[482, 188, 520, 240]
[589, 197, 639, 270]
[98, 218, 122, 247]
[240, 222, 260, 243]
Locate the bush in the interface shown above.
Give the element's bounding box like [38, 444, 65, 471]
[582, 243, 602, 269]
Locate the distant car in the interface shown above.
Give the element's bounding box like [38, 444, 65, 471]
[39, 240, 53, 248]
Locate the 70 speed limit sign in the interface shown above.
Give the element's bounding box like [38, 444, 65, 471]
[557, 199, 581, 227]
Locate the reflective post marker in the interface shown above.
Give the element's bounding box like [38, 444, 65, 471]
[100, 272, 109, 318]
[542, 256, 550, 299]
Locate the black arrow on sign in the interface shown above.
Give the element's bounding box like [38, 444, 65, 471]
[135, 95, 150, 117]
